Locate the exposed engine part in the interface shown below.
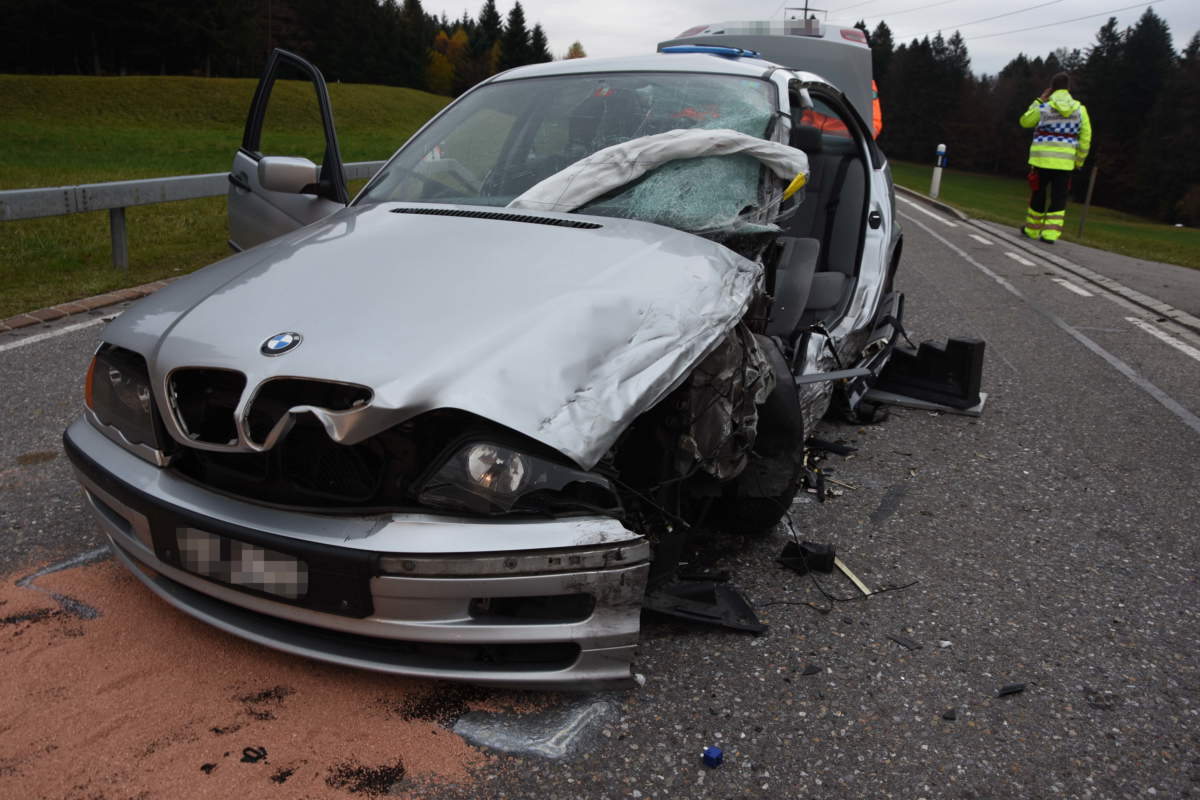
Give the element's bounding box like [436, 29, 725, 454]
[673, 324, 775, 482]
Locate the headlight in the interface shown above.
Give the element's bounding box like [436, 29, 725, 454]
[86, 344, 162, 449]
[417, 440, 620, 515]
[466, 444, 527, 493]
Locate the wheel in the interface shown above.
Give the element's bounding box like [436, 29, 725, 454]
[705, 443, 804, 535]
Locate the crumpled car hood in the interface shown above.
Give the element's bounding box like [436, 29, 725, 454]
[106, 203, 762, 468]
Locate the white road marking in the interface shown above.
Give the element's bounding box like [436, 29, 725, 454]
[898, 210, 1200, 438]
[896, 195, 958, 227]
[1051, 277, 1093, 297]
[1005, 251, 1036, 267]
[1127, 317, 1200, 364]
[0, 316, 108, 354]
[969, 234, 993, 246]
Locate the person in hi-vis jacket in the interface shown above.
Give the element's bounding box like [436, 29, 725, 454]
[1019, 72, 1092, 243]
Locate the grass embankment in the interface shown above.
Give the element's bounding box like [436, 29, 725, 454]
[889, 160, 1199, 271]
[0, 75, 449, 318]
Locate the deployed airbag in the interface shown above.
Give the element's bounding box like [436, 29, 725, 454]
[509, 129, 809, 220]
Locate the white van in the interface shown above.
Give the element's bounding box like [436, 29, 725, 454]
[659, 18, 876, 129]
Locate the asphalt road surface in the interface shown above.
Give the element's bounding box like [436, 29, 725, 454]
[1, 201, 1198, 799]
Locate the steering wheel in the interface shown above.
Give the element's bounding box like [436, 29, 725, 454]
[388, 165, 459, 201]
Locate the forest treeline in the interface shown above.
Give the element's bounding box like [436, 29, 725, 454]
[0, 0, 565, 96]
[862, 9, 1200, 225]
[1, 2, 1195, 224]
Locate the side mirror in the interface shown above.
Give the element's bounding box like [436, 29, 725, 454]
[258, 156, 321, 194]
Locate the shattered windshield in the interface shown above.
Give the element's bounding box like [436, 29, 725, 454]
[358, 72, 779, 233]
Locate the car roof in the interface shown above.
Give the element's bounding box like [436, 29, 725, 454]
[490, 52, 783, 83]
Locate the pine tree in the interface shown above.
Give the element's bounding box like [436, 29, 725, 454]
[870, 21, 895, 83]
[1118, 8, 1174, 134]
[1135, 24, 1188, 218]
[499, 1, 531, 71]
[474, 0, 503, 55]
[529, 24, 553, 63]
[1172, 34, 1200, 223]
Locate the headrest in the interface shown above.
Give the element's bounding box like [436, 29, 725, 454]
[791, 125, 823, 154]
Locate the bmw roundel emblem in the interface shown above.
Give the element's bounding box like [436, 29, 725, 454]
[261, 332, 302, 356]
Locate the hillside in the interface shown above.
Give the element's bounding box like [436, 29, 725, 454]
[0, 74, 449, 188]
[0, 75, 450, 318]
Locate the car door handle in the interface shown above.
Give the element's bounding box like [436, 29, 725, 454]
[868, 209, 883, 229]
[228, 172, 251, 192]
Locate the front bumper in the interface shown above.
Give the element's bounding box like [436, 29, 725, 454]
[63, 417, 650, 689]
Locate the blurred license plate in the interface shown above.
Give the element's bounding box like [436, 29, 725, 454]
[176, 527, 308, 600]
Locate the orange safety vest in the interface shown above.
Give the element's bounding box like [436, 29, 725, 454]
[800, 108, 850, 137]
[871, 80, 882, 139]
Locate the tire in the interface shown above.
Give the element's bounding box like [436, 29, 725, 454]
[705, 440, 805, 535]
[706, 489, 799, 535]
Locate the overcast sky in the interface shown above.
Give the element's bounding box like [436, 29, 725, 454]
[431, 1, 1198, 76]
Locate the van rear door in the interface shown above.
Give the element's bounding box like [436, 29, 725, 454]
[658, 22, 874, 125]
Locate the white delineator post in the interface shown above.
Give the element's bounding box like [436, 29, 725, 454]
[930, 143, 947, 199]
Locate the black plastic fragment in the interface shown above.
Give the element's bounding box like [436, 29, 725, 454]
[241, 746, 268, 763]
[643, 582, 767, 633]
[875, 337, 985, 409]
[887, 633, 923, 651]
[801, 664, 822, 676]
[200, 763, 217, 774]
[778, 541, 836, 574]
[996, 683, 1027, 697]
[941, 708, 958, 721]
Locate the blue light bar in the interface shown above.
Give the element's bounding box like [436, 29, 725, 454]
[660, 45, 762, 59]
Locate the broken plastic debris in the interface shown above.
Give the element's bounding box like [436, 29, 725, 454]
[941, 708, 958, 721]
[702, 746, 724, 768]
[453, 698, 617, 759]
[240, 746, 267, 763]
[778, 541, 835, 574]
[834, 556, 872, 596]
[887, 634, 922, 651]
[801, 664, 821, 676]
[633, 673, 647, 687]
[996, 683, 1027, 697]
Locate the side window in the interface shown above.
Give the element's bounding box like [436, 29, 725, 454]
[258, 62, 329, 164]
[802, 97, 855, 147]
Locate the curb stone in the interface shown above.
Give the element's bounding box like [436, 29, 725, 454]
[0, 279, 176, 335]
[894, 185, 1200, 336]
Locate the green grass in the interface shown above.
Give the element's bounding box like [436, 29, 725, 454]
[889, 160, 1200, 271]
[0, 75, 450, 318]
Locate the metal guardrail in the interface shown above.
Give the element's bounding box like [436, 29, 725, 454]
[0, 160, 386, 269]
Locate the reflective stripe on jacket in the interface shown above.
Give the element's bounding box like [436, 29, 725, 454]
[1019, 89, 1092, 170]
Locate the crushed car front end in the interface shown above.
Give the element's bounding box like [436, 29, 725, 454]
[65, 415, 650, 689]
[60, 196, 762, 689]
